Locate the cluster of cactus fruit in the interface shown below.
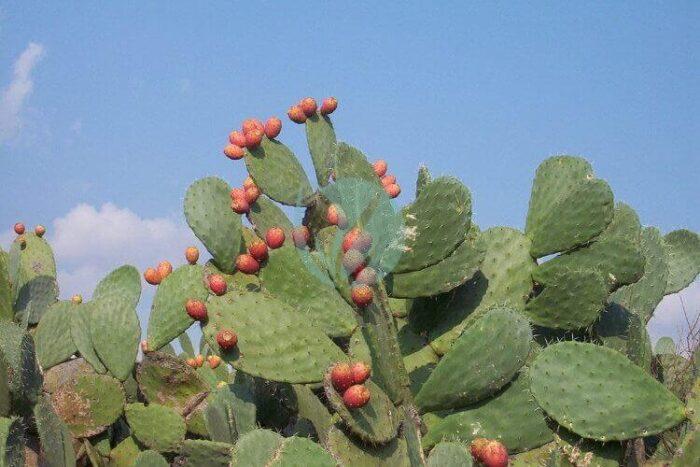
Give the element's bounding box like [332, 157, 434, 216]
[1, 97, 699, 467]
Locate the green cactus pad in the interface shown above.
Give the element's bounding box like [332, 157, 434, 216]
[247, 195, 294, 243]
[0, 417, 24, 467]
[184, 177, 243, 272]
[426, 441, 473, 467]
[306, 113, 337, 186]
[655, 353, 696, 400]
[205, 381, 256, 444]
[596, 202, 642, 243]
[245, 138, 314, 206]
[179, 440, 233, 466]
[147, 264, 208, 351]
[0, 250, 12, 321]
[553, 428, 623, 467]
[8, 232, 56, 303]
[525, 267, 607, 329]
[109, 436, 141, 467]
[416, 307, 532, 412]
[535, 236, 645, 291]
[136, 351, 209, 413]
[529, 341, 686, 441]
[334, 142, 382, 185]
[423, 372, 553, 452]
[232, 429, 336, 466]
[89, 295, 140, 381]
[392, 176, 472, 273]
[35, 301, 77, 370]
[178, 332, 195, 358]
[69, 303, 107, 373]
[92, 264, 141, 309]
[51, 372, 124, 437]
[594, 303, 652, 370]
[323, 374, 400, 444]
[230, 429, 282, 465]
[609, 227, 669, 323]
[292, 384, 334, 446]
[671, 424, 700, 467]
[662, 229, 700, 294]
[202, 293, 347, 383]
[126, 402, 186, 452]
[259, 245, 356, 338]
[386, 229, 484, 298]
[655, 336, 677, 355]
[0, 320, 42, 405]
[14, 275, 58, 325]
[133, 450, 169, 467]
[415, 165, 431, 197]
[326, 424, 410, 467]
[0, 353, 8, 417]
[34, 395, 75, 467]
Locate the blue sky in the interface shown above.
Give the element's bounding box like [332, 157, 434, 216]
[0, 2, 697, 345]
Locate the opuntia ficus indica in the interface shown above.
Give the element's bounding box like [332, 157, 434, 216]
[144, 267, 160, 285]
[292, 226, 310, 248]
[224, 144, 245, 160]
[331, 363, 354, 393]
[351, 362, 371, 385]
[157, 260, 172, 281]
[287, 105, 307, 124]
[299, 97, 318, 117]
[265, 227, 285, 249]
[343, 384, 370, 409]
[185, 246, 199, 265]
[351, 283, 373, 308]
[248, 239, 268, 261]
[34, 224, 46, 237]
[320, 96, 338, 115]
[372, 160, 388, 177]
[236, 253, 260, 274]
[216, 329, 238, 351]
[13, 222, 25, 235]
[264, 117, 282, 139]
[185, 299, 207, 321]
[208, 274, 227, 296]
[229, 130, 247, 148]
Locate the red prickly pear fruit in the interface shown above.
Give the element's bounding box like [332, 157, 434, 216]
[185, 299, 207, 321]
[224, 144, 245, 160]
[245, 128, 264, 148]
[13, 223, 25, 235]
[71, 294, 83, 304]
[157, 260, 173, 281]
[287, 105, 307, 124]
[207, 355, 222, 369]
[264, 117, 282, 139]
[236, 254, 260, 274]
[342, 228, 372, 253]
[470, 438, 489, 461]
[326, 204, 347, 228]
[185, 246, 200, 265]
[248, 239, 268, 261]
[342, 249, 365, 275]
[186, 357, 197, 367]
[229, 130, 247, 147]
[479, 440, 509, 467]
[231, 197, 250, 214]
[244, 185, 260, 204]
[341, 227, 360, 252]
[140, 340, 150, 353]
[194, 354, 205, 367]
[320, 97, 338, 115]
[144, 267, 160, 285]
[385, 184, 401, 198]
[330, 362, 354, 392]
[354, 267, 377, 286]
[372, 160, 388, 177]
[242, 118, 264, 135]
[351, 284, 373, 308]
[292, 226, 310, 248]
[208, 274, 227, 296]
[243, 176, 256, 189]
[34, 225, 46, 237]
[380, 174, 396, 186]
[351, 362, 371, 384]
[216, 329, 238, 350]
[230, 187, 246, 200]
[299, 97, 318, 117]
[266, 227, 285, 249]
[343, 384, 370, 409]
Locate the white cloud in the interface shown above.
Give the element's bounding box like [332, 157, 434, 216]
[0, 42, 45, 143]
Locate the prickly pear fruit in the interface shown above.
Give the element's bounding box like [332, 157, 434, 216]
[266, 227, 285, 249]
[287, 105, 307, 124]
[185, 299, 207, 321]
[71, 294, 83, 304]
[248, 239, 268, 261]
[144, 267, 160, 285]
[13, 223, 25, 235]
[207, 355, 221, 369]
[343, 384, 370, 409]
[242, 118, 264, 135]
[292, 226, 310, 248]
[229, 130, 247, 147]
[354, 267, 377, 286]
[244, 184, 260, 204]
[380, 174, 396, 186]
[351, 284, 373, 308]
[224, 144, 245, 160]
[208, 274, 227, 296]
[185, 246, 199, 265]
[186, 358, 197, 368]
[472, 439, 508, 467]
[342, 228, 372, 253]
[330, 363, 354, 393]
[300, 97, 318, 117]
[351, 362, 371, 384]
[236, 254, 260, 274]
[243, 176, 256, 189]
[264, 117, 282, 139]
[372, 160, 388, 177]
[157, 261, 173, 281]
[342, 250, 365, 275]
[141, 340, 151, 353]
[230, 188, 246, 200]
[231, 197, 250, 214]
[194, 354, 205, 367]
[326, 204, 347, 228]
[216, 329, 238, 351]
[320, 97, 338, 115]
[34, 225, 46, 237]
[385, 184, 401, 198]
[471, 438, 489, 460]
[245, 128, 264, 148]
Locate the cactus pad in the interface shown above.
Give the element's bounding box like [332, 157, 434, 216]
[89, 294, 140, 381]
[426, 441, 473, 467]
[529, 341, 686, 441]
[13, 274, 58, 325]
[69, 303, 107, 373]
[662, 229, 700, 294]
[326, 423, 410, 466]
[8, 233, 57, 306]
[134, 450, 169, 467]
[246, 195, 294, 243]
[305, 113, 337, 186]
[92, 264, 141, 308]
[179, 440, 233, 466]
[334, 142, 382, 185]
[0, 417, 24, 467]
[126, 402, 186, 452]
[35, 301, 77, 370]
[205, 381, 256, 444]
[416, 307, 532, 412]
[34, 395, 75, 467]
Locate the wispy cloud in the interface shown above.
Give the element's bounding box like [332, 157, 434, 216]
[0, 42, 45, 143]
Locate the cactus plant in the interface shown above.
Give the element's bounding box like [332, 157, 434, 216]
[1, 97, 698, 466]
